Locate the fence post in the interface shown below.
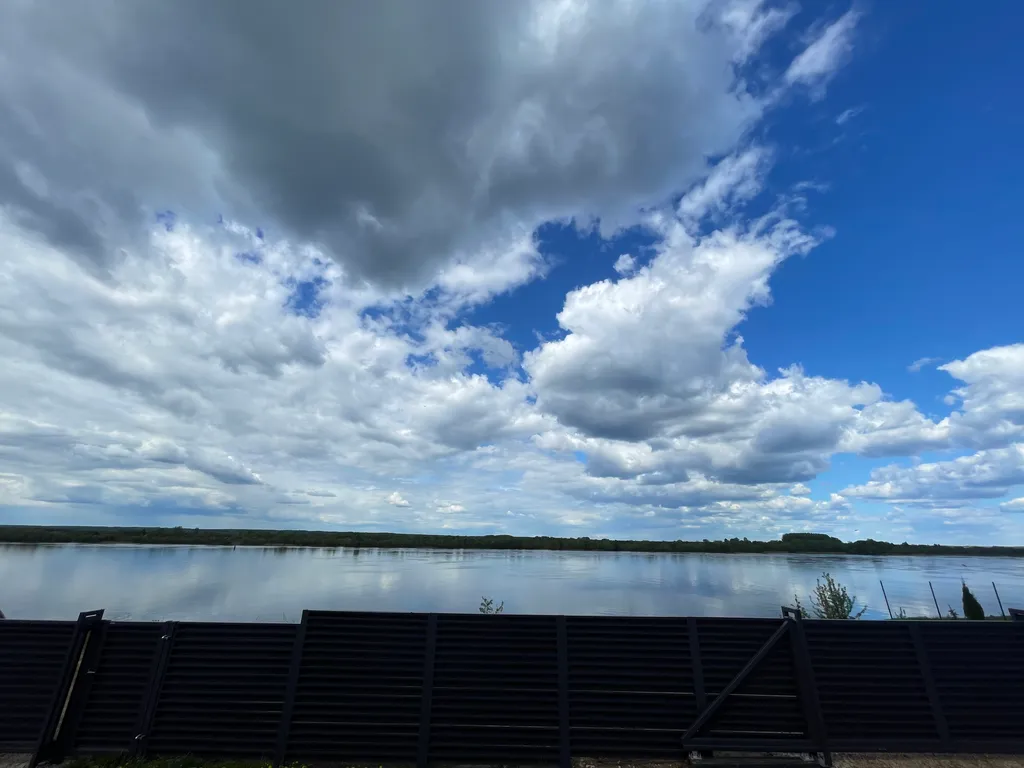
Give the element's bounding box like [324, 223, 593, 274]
[992, 583, 1006, 617]
[275, 611, 308, 766]
[928, 581, 942, 618]
[784, 609, 832, 767]
[417, 613, 438, 768]
[30, 609, 105, 768]
[879, 580, 894, 619]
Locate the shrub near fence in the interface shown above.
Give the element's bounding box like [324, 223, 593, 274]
[1, 607, 1023, 768]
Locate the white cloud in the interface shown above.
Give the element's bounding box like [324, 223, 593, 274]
[719, 0, 797, 62]
[843, 445, 1024, 506]
[613, 254, 637, 276]
[785, 11, 860, 95]
[387, 492, 411, 508]
[1002, 497, 1024, 513]
[941, 344, 1024, 448]
[908, 356, 942, 373]
[835, 106, 864, 125]
[677, 147, 771, 227]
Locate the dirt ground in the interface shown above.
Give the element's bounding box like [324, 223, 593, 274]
[577, 757, 1024, 768]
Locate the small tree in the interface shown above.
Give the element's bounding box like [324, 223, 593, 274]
[793, 572, 867, 619]
[961, 582, 985, 620]
[947, 605, 960, 619]
[479, 596, 504, 614]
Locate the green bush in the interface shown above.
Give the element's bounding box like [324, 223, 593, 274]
[479, 596, 504, 614]
[793, 572, 867, 619]
[961, 582, 985, 620]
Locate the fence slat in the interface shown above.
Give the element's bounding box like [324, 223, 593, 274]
[416, 613, 437, 768]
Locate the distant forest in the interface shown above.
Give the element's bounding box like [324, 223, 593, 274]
[0, 526, 1022, 556]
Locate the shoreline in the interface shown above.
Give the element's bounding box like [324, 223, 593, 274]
[2, 525, 1023, 557]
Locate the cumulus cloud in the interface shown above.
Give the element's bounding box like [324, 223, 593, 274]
[0, 0, 781, 291]
[941, 344, 1024, 448]
[843, 445, 1024, 506]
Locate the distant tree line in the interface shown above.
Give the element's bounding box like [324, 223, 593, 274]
[0, 526, 1021, 557]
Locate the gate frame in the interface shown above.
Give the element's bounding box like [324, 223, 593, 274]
[30, 609, 105, 768]
[682, 609, 832, 767]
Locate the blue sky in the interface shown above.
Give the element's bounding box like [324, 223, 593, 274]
[0, 1, 1022, 544]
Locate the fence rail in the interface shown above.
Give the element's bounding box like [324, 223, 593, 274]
[2, 608, 1022, 766]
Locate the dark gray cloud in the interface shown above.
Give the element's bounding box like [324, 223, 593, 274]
[0, 0, 760, 286]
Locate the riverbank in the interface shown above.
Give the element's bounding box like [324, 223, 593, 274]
[2, 526, 1023, 557]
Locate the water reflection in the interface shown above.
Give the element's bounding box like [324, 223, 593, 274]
[0, 544, 1021, 622]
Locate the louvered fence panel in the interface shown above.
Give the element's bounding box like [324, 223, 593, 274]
[71, 622, 165, 754]
[0, 620, 76, 751]
[566, 616, 695, 756]
[919, 620, 1024, 751]
[147, 622, 295, 757]
[285, 611, 427, 762]
[806, 621, 940, 751]
[430, 614, 559, 763]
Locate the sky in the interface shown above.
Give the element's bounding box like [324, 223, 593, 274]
[1, 0, 1022, 544]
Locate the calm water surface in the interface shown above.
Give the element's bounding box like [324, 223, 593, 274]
[2, 544, 1022, 621]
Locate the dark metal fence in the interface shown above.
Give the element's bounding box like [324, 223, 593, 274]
[1, 608, 1022, 766]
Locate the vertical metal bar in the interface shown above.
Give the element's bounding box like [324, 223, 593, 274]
[787, 612, 832, 767]
[687, 617, 711, 761]
[687, 617, 706, 711]
[908, 622, 950, 749]
[417, 613, 438, 768]
[556, 616, 570, 768]
[131, 621, 176, 758]
[992, 582, 1006, 617]
[30, 609, 104, 768]
[880, 580, 894, 619]
[929, 581, 942, 618]
[274, 611, 309, 766]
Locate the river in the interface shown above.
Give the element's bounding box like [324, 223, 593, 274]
[1, 544, 1021, 621]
